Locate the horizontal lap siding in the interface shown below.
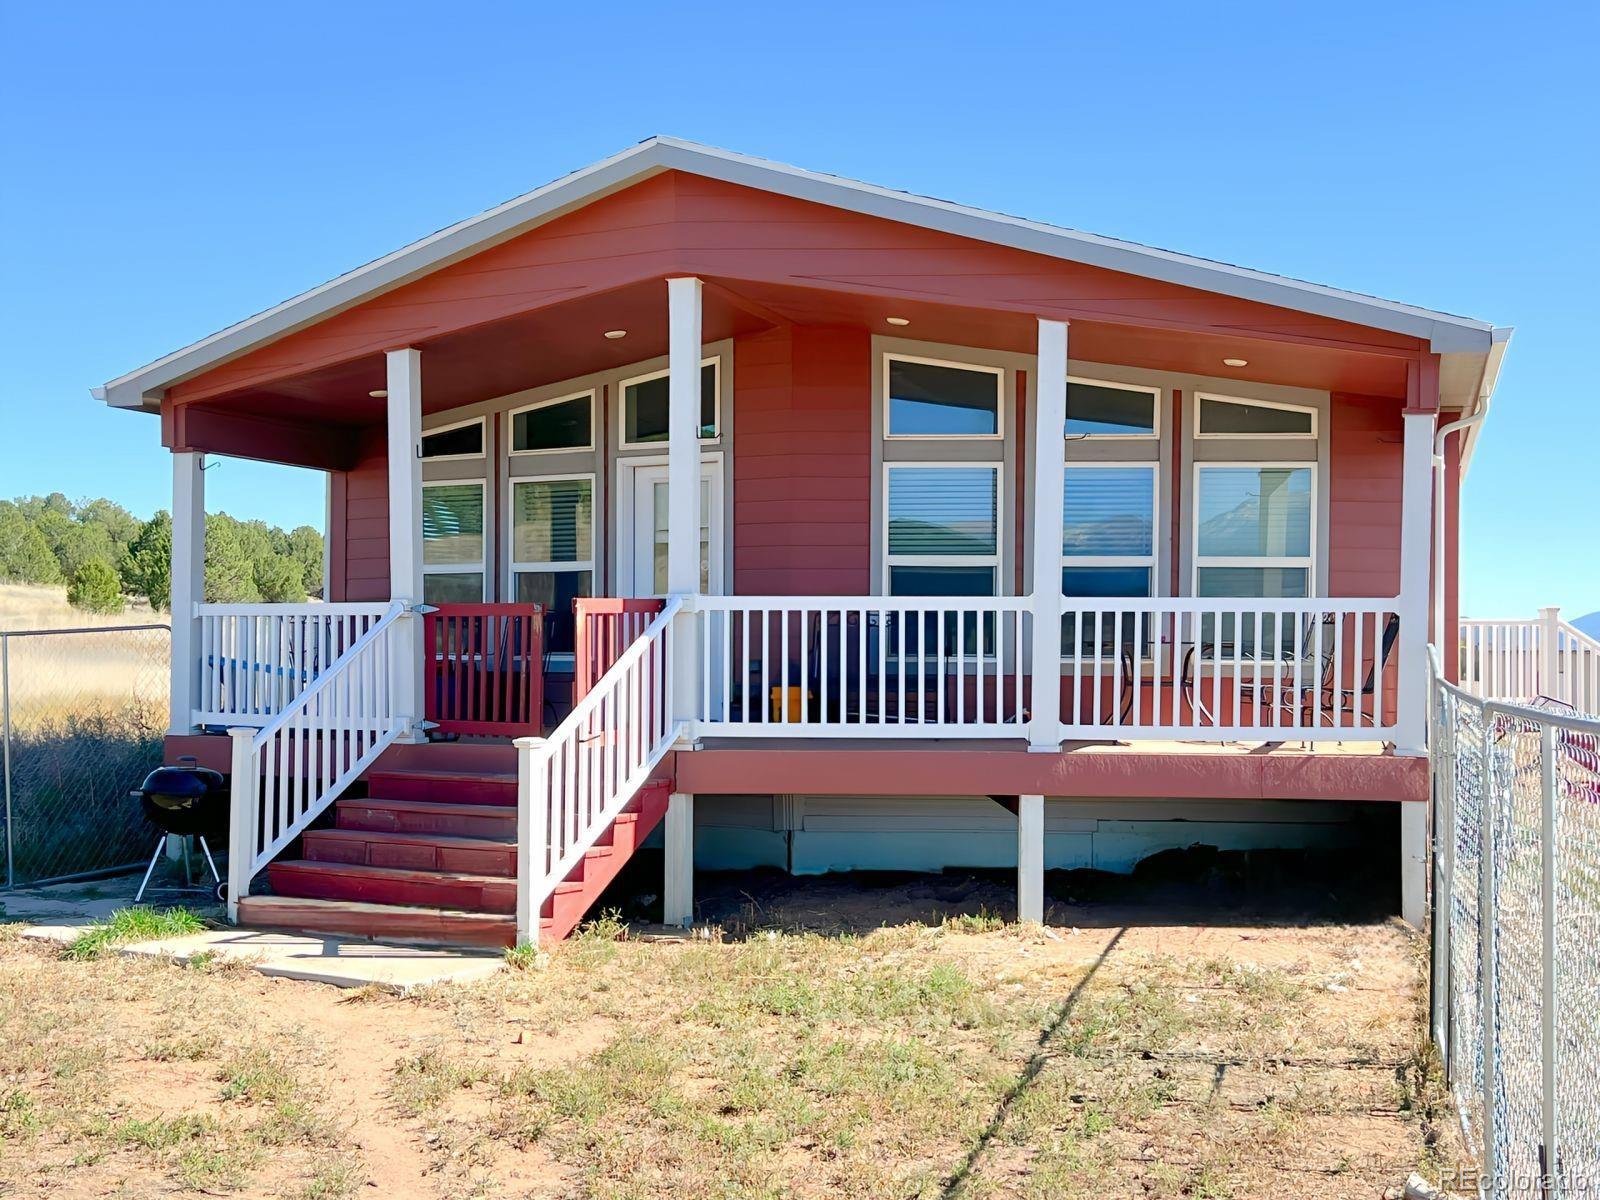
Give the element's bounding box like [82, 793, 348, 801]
[328, 424, 389, 602]
[1328, 394, 1402, 598]
[733, 327, 871, 595]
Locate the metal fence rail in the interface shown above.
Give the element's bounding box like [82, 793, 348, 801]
[1, 624, 171, 887]
[1432, 649, 1600, 1198]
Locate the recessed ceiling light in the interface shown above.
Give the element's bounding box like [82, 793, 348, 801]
[368, 389, 388, 398]
[885, 316, 910, 327]
[604, 329, 627, 340]
[1222, 358, 1248, 368]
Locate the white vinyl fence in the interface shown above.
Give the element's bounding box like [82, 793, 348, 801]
[1460, 607, 1600, 716]
[1430, 651, 1600, 1197]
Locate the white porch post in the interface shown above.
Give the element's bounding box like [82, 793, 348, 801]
[385, 347, 426, 740]
[1395, 409, 1435, 754]
[169, 450, 205, 734]
[667, 277, 703, 738]
[1029, 319, 1068, 750]
[1017, 794, 1044, 923]
[1538, 605, 1562, 702]
[1400, 799, 1427, 929]
[663, 791, 695, 927]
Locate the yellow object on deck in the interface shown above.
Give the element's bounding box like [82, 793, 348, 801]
[770, 686, 807, 723]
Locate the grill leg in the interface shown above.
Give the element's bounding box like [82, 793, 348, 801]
[196, 837, 222, 886]
[134, 837, 166, 904]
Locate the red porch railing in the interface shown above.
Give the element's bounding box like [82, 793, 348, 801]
[423, 603, 545, 737]
[573, 598, 665, 704]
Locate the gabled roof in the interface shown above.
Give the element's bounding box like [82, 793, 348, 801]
[96, 135, 1511, 412]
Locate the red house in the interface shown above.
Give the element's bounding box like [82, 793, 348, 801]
[97, 138, 1510, 946]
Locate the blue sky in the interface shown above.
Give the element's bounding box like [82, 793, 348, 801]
[1, 1, 1593, 617]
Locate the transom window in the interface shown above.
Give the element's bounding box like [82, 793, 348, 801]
[1062, 464, 1158, 653]
[1066, 378, 1158, 438]
[1195, 394, 1316, 438]
[620, 361, 718, 447]
[884, 464, 998, 596]
[510, 391, 593, 454]
[420, 418, 484, 461]
[421, 481, 486, 603]
[1194, 465, 1313, 598]
[509, 476, 594, 655]
[885, 355, 1002, 438]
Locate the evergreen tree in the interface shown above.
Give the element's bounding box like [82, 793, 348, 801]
[67, 559, 124, 614]
[204, 516, 260, 603]
[123, 511, 172, 609]
[253, 553, 305, 603]
[0, 508, 61, 584]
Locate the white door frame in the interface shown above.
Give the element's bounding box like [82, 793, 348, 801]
[616, 451, 725, 598]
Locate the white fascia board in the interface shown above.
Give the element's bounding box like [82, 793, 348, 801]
[98, 135, 1502, 413]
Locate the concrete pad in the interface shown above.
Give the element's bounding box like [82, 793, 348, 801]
[118, 927, 506, 992]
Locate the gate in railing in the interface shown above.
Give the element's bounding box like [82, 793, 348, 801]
[423, 603, 545, 737]
[574, 598, 664, 705]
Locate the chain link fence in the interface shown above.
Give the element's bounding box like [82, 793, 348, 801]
[2, 624, 170, 887]
[1432, 653, 1600, 1197]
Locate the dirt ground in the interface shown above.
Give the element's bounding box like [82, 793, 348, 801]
[0, 867, 1455, 1199]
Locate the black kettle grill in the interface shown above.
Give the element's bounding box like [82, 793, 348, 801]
[133, 757, 229, 902]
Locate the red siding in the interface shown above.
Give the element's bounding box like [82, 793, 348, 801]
[1327, 393, 1402, 598]
[732, 326, 872, 595]
[327, 424, 390, 602]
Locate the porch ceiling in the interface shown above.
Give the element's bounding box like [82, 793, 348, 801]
[172, 270, 1415, 442]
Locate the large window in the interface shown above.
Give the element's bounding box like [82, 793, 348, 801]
[510, 390, 593, 454]
[421, 482, 486, 603]
[884, 464, 998, 596]
[420, 418, 484, 462]
[509, 476, 594, 655]
[1194, 465, 1313, 597]
[620, 361, 718, 447]
[1066, 378, 1158, 438]
[1062, 464, 1157, 653]
[885, 356, 1002, 438]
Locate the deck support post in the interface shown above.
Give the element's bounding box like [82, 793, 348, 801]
[1029, 318, 1068, 751]
[1395, 406, 1434, 755]
[1400, 799, 1427, 929]
[1017, 794, 1044, 923]
[169, 450, 205, 733]
[663, 791, 694, 927]
[667, 277, 702, 740]
[1538, 606, 1562, 702]
[385, 347, 426, 741]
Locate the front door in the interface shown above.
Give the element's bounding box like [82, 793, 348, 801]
[623, 461, 722, 598]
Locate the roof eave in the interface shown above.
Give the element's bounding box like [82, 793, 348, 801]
[97, 135, 1504, 412]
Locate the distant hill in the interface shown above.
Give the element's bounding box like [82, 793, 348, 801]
[1573, 611, 1600, 641]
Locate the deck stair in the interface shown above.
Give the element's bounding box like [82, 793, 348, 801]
[237, 766, 673, 947]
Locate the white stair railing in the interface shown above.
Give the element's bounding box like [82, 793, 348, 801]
[515, 597, 681, 945]
[196, 602, 391, 727]
[226, 600, 413, 919]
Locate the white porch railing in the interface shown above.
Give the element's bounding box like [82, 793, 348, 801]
[226, 601, 412, 919]
[196, 602, 391, 727]
[694, 595, 1032, 737]
[1461, 609, 1600, 715]
[1072, 597, 1401, 741]
[688, 595, 1401, 743]
[514, 597, 681, 945]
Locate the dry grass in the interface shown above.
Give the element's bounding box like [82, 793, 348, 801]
[0, 906, 1456, 1198]
[0, 583, 166, 634]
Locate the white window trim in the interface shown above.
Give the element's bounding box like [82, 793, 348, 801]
[1191, 461, 1317, 593]
[421, 478, 488, 600]
[882, 353, 1005, 441]
[617, 357, 721, 451]
[507, 389, 596, 457]
[1193, 391, 1318, 440]
[1066, 376, 1161, 440]
[1061, 461, 1160, 585]
[881, 461, 1001, 594]
[419, 416, 486, 463]
[504, 471, 597, 597]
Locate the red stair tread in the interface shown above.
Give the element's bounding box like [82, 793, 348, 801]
[236, 895, 516, 949]
[303, 828, 516, 876]
[268, 859, 517, 914]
